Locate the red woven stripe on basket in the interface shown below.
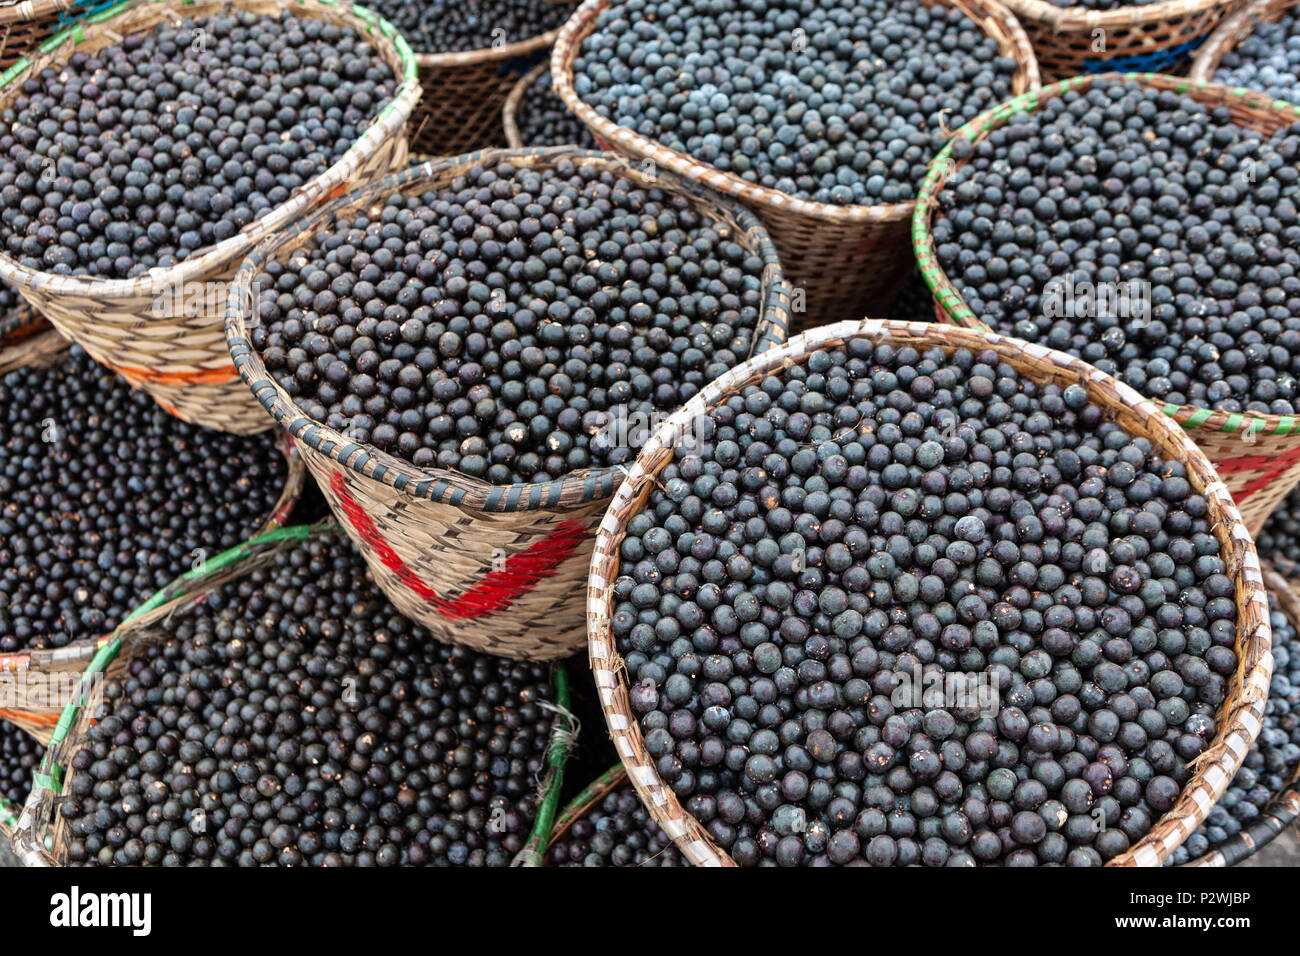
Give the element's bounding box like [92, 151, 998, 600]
[1216, 444, 1300, 501]
[329, 470, 587, 619]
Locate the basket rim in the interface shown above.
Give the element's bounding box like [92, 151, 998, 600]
[225, 145, 792, 514]
[0, 0, 422, 301]
[502, 59, 552, 149]
[414, 23, 561, 67]
[587, 317, 1273, 867]
[0, 0, 77, 25]
[911, 71, 1300, 439]
[1002, 0, 1237, 29]
[1188, 0, 1299, 83]
[551, 0, 1041, 227]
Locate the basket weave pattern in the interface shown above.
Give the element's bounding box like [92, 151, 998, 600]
[587, 319, 1273, 867]
[552, 0, 1040, 328]
[227, 148, 791, 661]
[912, 73, 1300, 536]
[1188, 0, 1299, 81]
[412, 23, 565, 156]
[1004, 0, 1241, 79]
[0, 0, 421, 434]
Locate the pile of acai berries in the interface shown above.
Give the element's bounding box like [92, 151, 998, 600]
[57, 537, 557, 867]
[0, 10, 396, 278]
[248, 158, 770, 485]
[515, 70, 599, 149]
[1167, 591, 1300, 864]
[610, 337, 1238, 865]
[1214, 6, 1300, 105]
[931, 80, 1300, 415]
[572, 0, 1019, 205]
[362, 0, 571, 52]
[546, 779, 687, 865]
[0, 348, 288, 652]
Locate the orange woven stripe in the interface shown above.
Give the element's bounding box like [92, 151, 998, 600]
[0, 708, 57, 727]
[104, 360, 239, 386]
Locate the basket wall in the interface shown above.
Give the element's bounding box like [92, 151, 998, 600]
[912, 73, 1300, 537]
[227, 147, 791, 661]
[1188, 0, 1299, 81]
[586, 319, 1272, 867]
[551, 0, 1040, 329]
[0, 0, 421, 434]
[1004, 0, 1241, 79]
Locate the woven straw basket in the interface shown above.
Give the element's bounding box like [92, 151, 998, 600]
[913, 73, 1300, 536]
[0, 0, 421, 434]
[0, 337, 306, 734]
[587, 318, 1273, 867]
[1181, 560, 1300, 866]
[552, 0, 1040, 329]
[1189, 0, 1299, 82]
[227, 147, 791, 661]
[8, 523, 579, 867]
[410, 2, 576, 156]
[0, 0, 82, 70]
[1003, 0, 1242, 79]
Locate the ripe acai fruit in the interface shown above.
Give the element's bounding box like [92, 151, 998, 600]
[0, 721, 42, 809]
[931, 80, 1300, 415]
[1213, 6, 1300, 105]
[0, 348, 287, 652]
[57, 536, 556, 866]
[610, 337, 1237, 865]
[248, 157, 768, 484]
[0, 10, 396, 278]
[572, 0, 1018, 205]
[516, 70, 599, 149]
[547, 780, 688, 865]
[360, 0, 571, 53]
[1167, 590, 1300, 864]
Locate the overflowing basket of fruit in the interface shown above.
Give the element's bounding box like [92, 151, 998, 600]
[0, 0, 421, 433]
[588, 318, 1271, 866]
[226, 147, 790, 661]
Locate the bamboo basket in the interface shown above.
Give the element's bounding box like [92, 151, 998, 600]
[1181, 560, 1300, 866]
[410, 2, 576, 156]
[227, 147, 791, 661]
[1003, 0, 1242, 79]
[0, 0, 80, 71]
[0, 0, 421, 434]
[0, 338, 306, 732]
[587, 318, 1273, 867]
[913, 73, 1300, 536]
[9, 523, 579, 867]
[1189, 0, 1299, 82]
[552, 0, 1040, 329]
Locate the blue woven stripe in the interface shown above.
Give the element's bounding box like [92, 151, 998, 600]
[1082, 35, 1208, 74]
